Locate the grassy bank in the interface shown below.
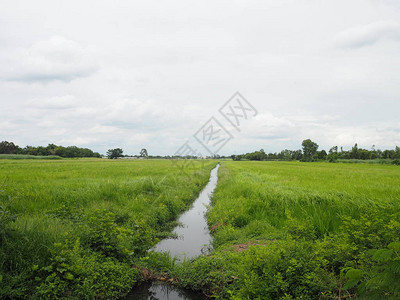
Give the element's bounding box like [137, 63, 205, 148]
[169, 161, 400, 299]
[0, 158, 215, 299]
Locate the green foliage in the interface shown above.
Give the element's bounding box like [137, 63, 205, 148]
[285, 214, 317, 241]
[0, 154, 62, 159]
[233, 142, 400, 163]
[232, 240, 336, 299]
[232, 148, 303, 161]
[107, 148, 123, 159]
[301, 138, 319, 162]
[340, 211, 400, 251]
[0, 159, 215, 298]
[174, 253, 237, 298]
[197, 161, 400, 298]
[0, 141, 101, 158]
[3, 159, 400, 299]
[86, 209, 154, 259]
[47, 203, 85, 223]
[341, 267, 363, 289]
[86, 210, 133, 258]
[341, 241, 400, 299]
[34, 238, 140, 299]
[0, 141, 19, 154]
[139, 251, 177, 274]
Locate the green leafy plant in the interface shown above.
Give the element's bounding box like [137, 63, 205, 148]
[86, 209, 154, 259]
[47, 203, 85, 223]
[34, 238, 140, 299]
[343, 242, 400, 299]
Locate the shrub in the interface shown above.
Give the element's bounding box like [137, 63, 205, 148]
[85, 209, 154, 259]
[343, 242, 400, 299]
[175, 253, 237, 298]
[34, 238, 140, 299]
[231, 240, 336, 299]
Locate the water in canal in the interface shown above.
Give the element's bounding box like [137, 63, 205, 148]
[124, 164, 219, 300]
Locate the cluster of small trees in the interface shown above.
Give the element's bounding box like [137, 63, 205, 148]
[231, 140, 317, 162]
[0, 141, 101, 158]
[328, 144, 400, 161]
[232, 149, 303, 161]
[231, 139, 400, 163]
[106, 148, 149, 159]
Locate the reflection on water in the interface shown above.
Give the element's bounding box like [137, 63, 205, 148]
[124, 165, 219, 300]
[153, 164, 219, 260]
[124, 282, 205, 300]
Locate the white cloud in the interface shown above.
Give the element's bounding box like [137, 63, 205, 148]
[0, 0, 400, 155]
[1, 36, 98, 82]
[27, 95, 79, 109]
[334, 20, 400, 49]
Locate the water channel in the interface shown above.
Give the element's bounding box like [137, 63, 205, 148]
[124, 164, 220, 300]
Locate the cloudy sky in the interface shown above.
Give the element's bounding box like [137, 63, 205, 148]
[1, 0, 400, 156]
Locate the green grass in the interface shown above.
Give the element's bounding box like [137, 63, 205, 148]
[209, 161, 400, 240]
[0, 158, 215, 299]
[2, 159, 400, 299]
[171, 161, 400, 299]
[336, 158, 394, 164]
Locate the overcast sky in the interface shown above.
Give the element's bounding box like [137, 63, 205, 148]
[1, 0, 400, 156]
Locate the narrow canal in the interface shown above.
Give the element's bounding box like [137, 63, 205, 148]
[124, 164, 220, 300]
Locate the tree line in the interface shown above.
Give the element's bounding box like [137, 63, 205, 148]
[0, 141, 101, 158]
[231, 139, 400, 164]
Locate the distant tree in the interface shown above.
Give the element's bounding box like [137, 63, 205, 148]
[232, 154, 243, 161]
[291, 150, 303, 161]
[317, 150, 327, 160]
[395, 146, 400, 159]
[280, 149, 292, 161]
[107, 148, 123, 159]
[0, 141, 18, 154]
[301, 139, 319, 162]
[140, 148, 148, 158]
[329, 146, 338, 154]
[351, 143, 359, 159]
[327, 146, 339, 162]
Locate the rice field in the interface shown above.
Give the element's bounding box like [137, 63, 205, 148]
[1, 159, 400, 299]
[209, 161, 400, 241]
[0, 158, 215, 299]
[175, 161, 400, 299]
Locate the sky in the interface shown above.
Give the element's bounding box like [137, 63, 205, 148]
[1, 0, 400, 156]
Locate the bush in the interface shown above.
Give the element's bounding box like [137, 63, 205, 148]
[34, 238, 140, 299]
[231, 240, 336, 299]
[175, 253, 237, 298]
[342, 242, 400, 299]
[85, 209, 154, 259]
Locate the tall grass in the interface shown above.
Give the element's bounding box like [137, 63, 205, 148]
[0, 158, 216, 298]
[208, 161, 400, 243]
[169, 161, 400, 299]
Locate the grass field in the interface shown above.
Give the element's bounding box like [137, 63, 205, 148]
[1, 159, 400, 299]
[173, 161, 400, 299]
[0, 158, 215, 299]
[209, 161, 400, 240]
